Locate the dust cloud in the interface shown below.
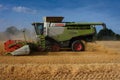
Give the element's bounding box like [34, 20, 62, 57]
[0, 28, 37, 42]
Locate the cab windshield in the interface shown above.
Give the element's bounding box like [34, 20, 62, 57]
[33, 23, 44, 35]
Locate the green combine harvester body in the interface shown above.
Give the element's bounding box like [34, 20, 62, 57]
[32, 16, 106, 51]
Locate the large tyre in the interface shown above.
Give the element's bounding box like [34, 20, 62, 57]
[51, 43, 60, 52]
[71, 40, 85, 51]
[45, 40, 60, 52]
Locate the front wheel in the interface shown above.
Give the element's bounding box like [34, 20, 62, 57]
[45, 40, 60, 52]
[71, 40, 85, 51]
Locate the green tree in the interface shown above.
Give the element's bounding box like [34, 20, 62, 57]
[97, 29, 116, 40]
[116, 34, 120, 40]
[5, 26, 20, 35]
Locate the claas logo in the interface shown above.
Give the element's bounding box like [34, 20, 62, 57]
[55, 23, 65, 27]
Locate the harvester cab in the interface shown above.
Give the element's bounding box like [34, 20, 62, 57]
[32, 23, 44, 35]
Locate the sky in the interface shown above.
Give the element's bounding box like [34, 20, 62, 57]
[0, 0, 120, 34]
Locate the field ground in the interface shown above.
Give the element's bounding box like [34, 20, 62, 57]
[0, 41, 120, 80]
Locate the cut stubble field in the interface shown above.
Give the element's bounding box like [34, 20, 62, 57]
[0, 41, 120, 80]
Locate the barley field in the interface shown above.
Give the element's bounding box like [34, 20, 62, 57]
[0, 41, 120, 80]
[0, 63, 120, 80]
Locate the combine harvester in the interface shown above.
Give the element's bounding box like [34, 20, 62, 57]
[4, 16, 106, 55]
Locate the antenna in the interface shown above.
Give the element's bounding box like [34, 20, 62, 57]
[22, 29, 27, 44]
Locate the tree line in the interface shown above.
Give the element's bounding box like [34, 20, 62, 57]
[97, 28, 120, 40]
